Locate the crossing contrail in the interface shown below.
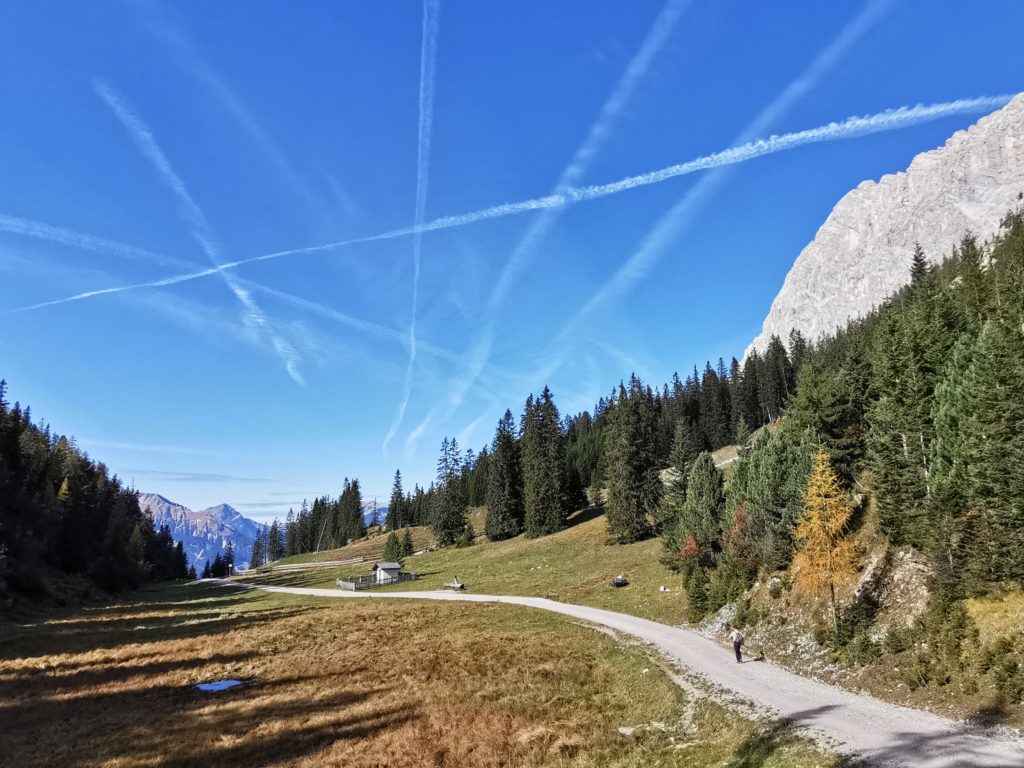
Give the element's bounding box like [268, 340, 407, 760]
[555, 0, 896, 340]
[94, 79, 306, 385]
[7, 95, 1014, 318]
[404, 0, 693, 450]
[383, 0, 441, 457]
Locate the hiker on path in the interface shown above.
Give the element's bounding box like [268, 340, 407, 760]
[729, 627, 744, 663]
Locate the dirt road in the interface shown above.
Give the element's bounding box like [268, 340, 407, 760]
[220, 581, 1024, 767]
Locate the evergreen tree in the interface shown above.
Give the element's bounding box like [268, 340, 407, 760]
[456, 521, 475, 548]
[401, 527, 415, 557]
[521, 387, 567, 537]
[267, 518, 284, 562]
[485, 409, 525, 540]
[224, 542, 235, 574]
[671, 452, 725, 560]
[669, 418, 703, 475]
[433, 437, 468, 546]
[382, 531, 403, 563]
[793, 447, 859, 629]
[284, 509, 297, 557]
[201, 560, 211, 579]
[910, 242, 930, 285]
[187, 564, 197, 580]
[387, 470, 406, 529]
[604, 377, 661, 543]
[726, 427, 814, 571]
[249, 533, 264, 569]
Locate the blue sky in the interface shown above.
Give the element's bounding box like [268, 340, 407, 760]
[1, 1, 1021, 522]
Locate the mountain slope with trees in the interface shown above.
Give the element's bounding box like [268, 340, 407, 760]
[0, 385, 188, 605]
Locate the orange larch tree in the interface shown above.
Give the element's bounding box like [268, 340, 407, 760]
[792, 446, 859, 629]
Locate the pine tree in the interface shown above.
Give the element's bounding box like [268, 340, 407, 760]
[521, 387, 567, 537]
[201, 560, 211, 579]
[456, 521, 475, 548]
[249, 533, 264, 569]
[485, 409, 525, 540]
[401, 527, 415, 557]
[284, 509, 297, 557]
[910, 242, 930, 285]
[670, 452, 724, 560]
[267, 518, 284, 562]
[387, 470, 406, 529]
[792, 447, 859, 629]
[187, 564, 197, 580]
[604, 376, 661, 543]
[433, 437, 468, 545]
[669, 418, 703, 474]
[382, 531, 403, 563]
[224, 542, 235, 574]
[726, 427, 814, 571]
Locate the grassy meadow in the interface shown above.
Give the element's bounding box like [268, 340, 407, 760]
[244, 507, 690, 625]
[0, 581, 837, 767]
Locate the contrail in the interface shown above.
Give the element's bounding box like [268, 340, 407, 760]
[405, 0, 693, 450]
[382, 0, 441, 457]
[8, 94, 1014, 317]
[133, 0, 336, 228]
[0, 214, 191, 270]
[94, 79, 306, 385]
[556, 0, 895, 340]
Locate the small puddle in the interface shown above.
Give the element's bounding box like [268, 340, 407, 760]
[195, 679, 244, 692]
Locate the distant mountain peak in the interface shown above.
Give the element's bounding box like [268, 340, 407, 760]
[748, 93, 1024, 356]
[139, 493, 262, 569]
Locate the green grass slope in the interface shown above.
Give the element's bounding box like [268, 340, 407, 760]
[242, 507, 689, 625]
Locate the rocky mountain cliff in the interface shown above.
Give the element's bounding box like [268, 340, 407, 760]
[748, 93, 1024, 355]
[139, 493, 262, 570]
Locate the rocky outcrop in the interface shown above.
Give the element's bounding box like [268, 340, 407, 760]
[748, 93, 1024, 355]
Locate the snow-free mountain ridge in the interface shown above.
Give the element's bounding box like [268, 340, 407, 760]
[749, 92, 1024, 355]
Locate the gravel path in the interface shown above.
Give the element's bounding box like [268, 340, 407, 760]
[220, 581, 1024, 767]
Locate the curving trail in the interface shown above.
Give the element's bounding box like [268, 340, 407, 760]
[218, 581, 1024, 768]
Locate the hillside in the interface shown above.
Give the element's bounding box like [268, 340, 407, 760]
[749, 92, 1024, 354]
[243, 507, 687, 625]
[139, 494, 262, 570]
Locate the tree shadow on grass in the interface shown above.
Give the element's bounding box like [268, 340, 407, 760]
[0, 583, 304, 660]
[566, 505, 606, 529]
[724, 705, 838, 768]
[2, 670, 419, 768]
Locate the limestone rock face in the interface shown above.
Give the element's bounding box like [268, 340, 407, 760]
[748, 94, 1024, 356]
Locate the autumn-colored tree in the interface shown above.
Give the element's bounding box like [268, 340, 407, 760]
[792, 447, 859, 629]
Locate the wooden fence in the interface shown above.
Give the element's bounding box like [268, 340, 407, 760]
[336, 572, 418, 591]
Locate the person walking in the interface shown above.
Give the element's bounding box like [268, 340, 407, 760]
[728, 626, 744, 663]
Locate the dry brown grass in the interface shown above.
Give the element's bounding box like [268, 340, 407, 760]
[0, 583, 836, 768]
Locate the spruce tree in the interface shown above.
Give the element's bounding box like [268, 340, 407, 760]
[672, 452, 725, 559]
[485, 409, 525, 540]
[267, 518, 284, 562]
[433, 437, 468, 545]
[521, 388, 567, 537]
[910, 242, 930, 285]
[249, 534, 264, 569]
[382, 531, 403, 563]
[401, 527, 415, 557]
[604, 376, 661, 543]
[201, 560, 211, 579]
[387, 470, 405, 529]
